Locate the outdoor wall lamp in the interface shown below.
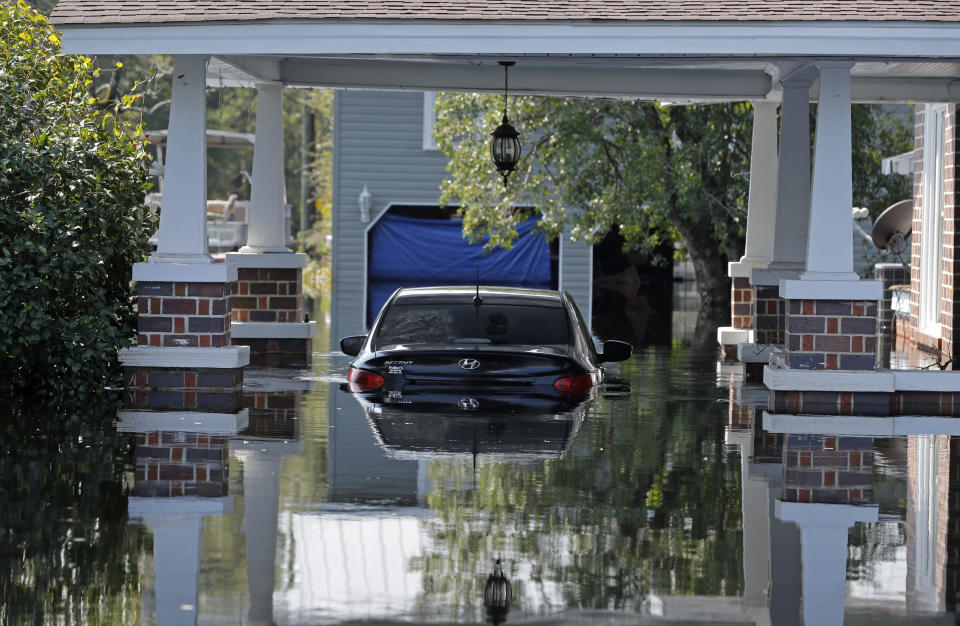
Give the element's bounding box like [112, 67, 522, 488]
[490, 61, 522, 187]
[358, 184, 372, 223]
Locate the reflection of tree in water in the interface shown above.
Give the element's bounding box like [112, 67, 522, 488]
[409, 345, 743, 618]
[0, 403, 147, 623]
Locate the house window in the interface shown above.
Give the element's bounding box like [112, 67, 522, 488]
[422, 92, 438, 151]
[919, 103, 947, 334]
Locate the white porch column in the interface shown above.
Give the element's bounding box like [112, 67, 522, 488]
[776, 501, 878, 626]
[240, 83, 289, 254]
[802, 61, 857, 282]
[151, 56, 211, 264]
[780, 61, 880, 301]
[752, 73, 813, 284]
[729, 101, 779, 277]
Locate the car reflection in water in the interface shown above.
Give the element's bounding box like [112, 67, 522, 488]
[349, 385, 594, 461]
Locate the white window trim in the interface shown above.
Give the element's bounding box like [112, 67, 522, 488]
[919, 103, 947, 336]
[422, 91, 438, 151]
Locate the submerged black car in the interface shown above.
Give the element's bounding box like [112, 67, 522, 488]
[340, 286, 632, 396]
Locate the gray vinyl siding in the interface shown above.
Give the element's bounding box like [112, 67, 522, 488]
[560, 231, 593, 325]
[331, 90, 448, 340]
[331, 90, 592, 341]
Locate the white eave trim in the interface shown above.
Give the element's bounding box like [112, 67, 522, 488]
[57, 21, 960, 57]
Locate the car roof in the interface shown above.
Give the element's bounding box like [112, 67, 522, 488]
[391, 286, 565, 307]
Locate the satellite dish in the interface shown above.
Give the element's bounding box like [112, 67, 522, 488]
[871, 199, 913, 253]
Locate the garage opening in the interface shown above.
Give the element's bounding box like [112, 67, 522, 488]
[366, 205, 558, 326]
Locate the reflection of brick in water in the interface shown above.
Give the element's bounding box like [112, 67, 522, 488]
[133, 431, 229, 497]
[781, 434, 874, 505]
[728, 387, 753, 430]
[242, 390, 302, 439]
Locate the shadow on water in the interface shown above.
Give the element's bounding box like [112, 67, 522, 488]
[0, 400, 147, 624]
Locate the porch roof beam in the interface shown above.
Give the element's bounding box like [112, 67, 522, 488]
[208, 56, 960, 104]
[278, 60, 774, 100]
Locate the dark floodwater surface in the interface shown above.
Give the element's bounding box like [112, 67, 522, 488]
[2, 318, 958, 625]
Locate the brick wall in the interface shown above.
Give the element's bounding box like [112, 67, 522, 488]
[905, 105, 959, 369]
[785, 299, 878, 370]
[781, 434, 874, 505]
[754, 286, 785, 345]
[133, 431, 229, 497]
[137, 281, 231, 348]
[231, 268, 303, 323]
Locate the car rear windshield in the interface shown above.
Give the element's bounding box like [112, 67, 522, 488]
[374, 303, 570, 348]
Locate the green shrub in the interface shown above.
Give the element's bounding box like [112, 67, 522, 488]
[0, 1, 157, 411]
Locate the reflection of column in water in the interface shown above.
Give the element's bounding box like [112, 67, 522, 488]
[236, 449, 283, 625]
[906, 434, 949, 613]
[776, 434, 879, 626]
[128, 430, 235, 626]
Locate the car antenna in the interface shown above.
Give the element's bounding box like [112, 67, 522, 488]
[473, 266, 483, 306]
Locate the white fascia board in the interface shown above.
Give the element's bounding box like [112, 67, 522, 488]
[119, 345, 251, 369]
[58, 22, 960, 57]
[132, 261, 238, 283]
[225, 251, 307, 269]
[718, 327, 754, 346]
[763, 365, 895, 391]
[231, 321, 317, 339]
[737, 343, 778, 364]
[128, 496, 234, 519]
[764, 411, 960, 437]
[117, 408, 249, 434]
[893, 370, 960, 391]
[779, 278, 883, 301]
[775, 500, 878, 526]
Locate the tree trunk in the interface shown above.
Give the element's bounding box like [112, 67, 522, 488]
[672, 213, 731, 324]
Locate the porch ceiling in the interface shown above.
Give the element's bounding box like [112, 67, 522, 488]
[50, 1, 960, 103]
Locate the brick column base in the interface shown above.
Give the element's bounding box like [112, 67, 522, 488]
[785, 299, 878, 370]
[227, 253, 315, 369]
[232, 268, 302, 323]
[137, 281, 231, 348]
[123, 367, 244, 412]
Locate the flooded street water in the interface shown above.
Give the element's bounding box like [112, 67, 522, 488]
[2, 303, 959, 624]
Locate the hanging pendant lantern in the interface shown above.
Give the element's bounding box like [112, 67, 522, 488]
[490, 61, 522, 187]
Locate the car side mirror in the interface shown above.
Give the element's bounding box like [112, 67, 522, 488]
[600, 339, 632, 363]
[340, 335, 367, 356]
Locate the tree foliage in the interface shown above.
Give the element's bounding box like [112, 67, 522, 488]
[0, 1, 156, 410]
[435, 94, 912, 318]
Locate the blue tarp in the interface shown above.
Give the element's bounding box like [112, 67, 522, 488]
[367, 214, 551, 324]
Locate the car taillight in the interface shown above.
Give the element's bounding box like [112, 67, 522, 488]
[553, 373, 593, 395]
[348, 367, 385, 392]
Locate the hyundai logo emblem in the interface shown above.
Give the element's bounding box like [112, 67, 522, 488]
[459, 397, 480, 410]
[458, 358, 480, 370]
